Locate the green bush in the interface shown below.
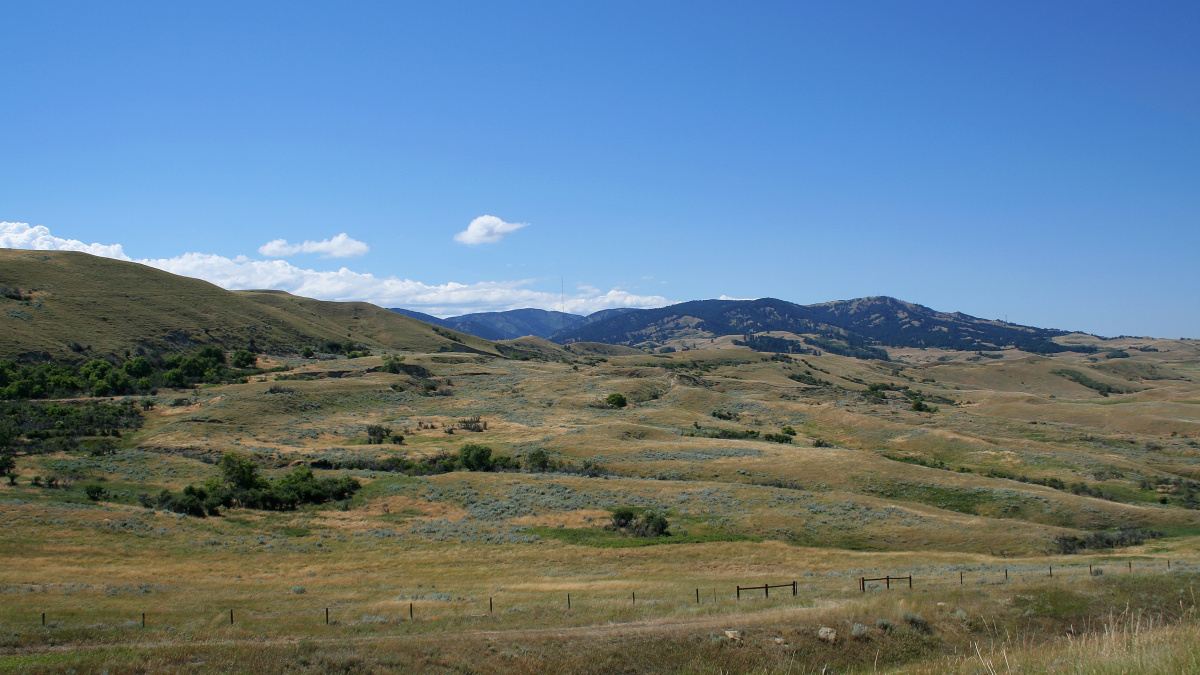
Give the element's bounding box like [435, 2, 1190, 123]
[605, 393, 627, 408]
[458, 443, 494, 471]
[230, 350, 257, 368]
[524, 448, 558, 472]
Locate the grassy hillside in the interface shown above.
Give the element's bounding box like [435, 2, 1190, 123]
[0, 250, 499, 361]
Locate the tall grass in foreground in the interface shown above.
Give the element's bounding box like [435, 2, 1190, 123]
[902, 608, 1200, 675]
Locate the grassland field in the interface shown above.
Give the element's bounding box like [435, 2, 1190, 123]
[4, 334, 1200, 673]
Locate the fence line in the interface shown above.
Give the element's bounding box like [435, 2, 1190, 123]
[18, 558, 1185, 631]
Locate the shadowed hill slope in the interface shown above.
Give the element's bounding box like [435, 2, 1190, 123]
[0, 249, 500, 361]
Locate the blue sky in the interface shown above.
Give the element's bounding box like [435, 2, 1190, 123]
[2, 2, 1197, 337]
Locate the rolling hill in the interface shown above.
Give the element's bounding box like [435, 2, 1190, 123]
[0, 249, 501, 361]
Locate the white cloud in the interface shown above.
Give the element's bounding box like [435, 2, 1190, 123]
[718, 294, 756, 301]
[257, 232, 368, 258]
[0, 221, 669, 316]
[0, 222, 131, 260]
[454, 215, 529, 245]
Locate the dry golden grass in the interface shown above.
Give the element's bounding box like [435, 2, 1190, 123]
[5, 337, 1200, 671]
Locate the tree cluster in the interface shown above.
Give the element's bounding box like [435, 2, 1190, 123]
[145, 452, 361, 517]
[0, 346, 267, 400]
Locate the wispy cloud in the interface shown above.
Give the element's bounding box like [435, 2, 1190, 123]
[0, 222, 668, 316]
[257, 232, 368, 258]
[454, 215, 529, 245]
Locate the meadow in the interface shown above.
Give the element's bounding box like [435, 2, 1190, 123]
[3, 334, 1200, 673]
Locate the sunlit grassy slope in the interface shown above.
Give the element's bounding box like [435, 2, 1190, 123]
[0, 249, 499, 361]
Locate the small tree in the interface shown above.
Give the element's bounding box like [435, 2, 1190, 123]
[458, 443, 494, 471]
[0, 453, 15, 476]
[366, 425, 391, 445]
[524, 448, 556, 472]
[84, 484, 106, 501]
[605, 393, 627, 408]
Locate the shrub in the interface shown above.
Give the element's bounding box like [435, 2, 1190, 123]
[524, 448, 558, 472]
[605, 393, 627, 408]
[84, 484, 106, 501]
[610, 506, 637, 529]
[301, 346, 314, 358]
[910, 398, 937, 413]
[763, 433, 793, 444]
[381, 355, 405, 374]
[230, 350, 257, 368]
[781, 425, 796, 436]
[458, 443, 494, 471]
[813, 439, 833, 448]
[366, 425, 392, 445]
[901, 611, 930, 632]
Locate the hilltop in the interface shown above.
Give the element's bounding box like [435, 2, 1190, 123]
[0, 249, 500, 362]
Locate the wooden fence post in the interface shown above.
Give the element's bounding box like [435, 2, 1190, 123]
[765, 584, 769, 599]
[632, 592, 635, 605]
[696, 588, 700, 604]
[490, 597, 493, 613]
[736, 586, 741, 600]
[325, 608, 329, 625]
[908, 576, 912, 589]
[792, 581, 797, 596]
[567, 593, 571, 610]
[1049, 565, 1053, 578]
[960, 571, 963, 585]
[1128, 561, 1132, 573]
[230, 609, 234, 625]
[42, 612, 45, 626]
[142, 612, 145, 628]
[409, 603, 413, 620]
[1005, 568, 1008, 582]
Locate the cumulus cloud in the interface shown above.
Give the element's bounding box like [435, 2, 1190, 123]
[454, 215, 529, 245]
[0, 222, 131, 260]
[0, 221, 668, 316]
[257, 232, 368, 258]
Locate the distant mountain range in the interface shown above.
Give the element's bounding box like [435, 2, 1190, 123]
[388, 307, 638, 341]
[393, 297, 1095, 360]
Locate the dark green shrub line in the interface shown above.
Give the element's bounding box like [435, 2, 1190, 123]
[0, 346, 282, 400]
[144, 452, 361, 517]
[0, 400, 142, 457]
[1054, 528, 1163, 554]
[1052, 369, 1134, 397]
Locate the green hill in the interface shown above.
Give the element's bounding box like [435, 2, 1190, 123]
[0, 249, 500, 361]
